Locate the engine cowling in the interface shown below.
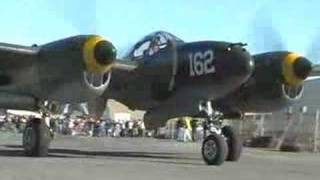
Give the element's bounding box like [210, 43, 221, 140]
[40, 35, 116, 74]
[281, 53, 312, 86]
[37, 35, 116, 103]
[82, 35, 116, 74]
[281, 83, 304, 100]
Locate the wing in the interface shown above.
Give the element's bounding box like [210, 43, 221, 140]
[0, 42, 39, 91]
[306, 64, 320, 81]
[305, 76, 320, 81]
[0, 42, 39, 110]
[0, 42, 39, 71]
[0, 42, 38, 57]
[102, 59, 138, 97]
[112, 60, 137, 72]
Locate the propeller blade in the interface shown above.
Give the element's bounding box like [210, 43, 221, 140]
[250, 11, 285, 52]
[306, 33, 320, 64]
[48, 0, 98, 33]
[305, 32, 320, 76]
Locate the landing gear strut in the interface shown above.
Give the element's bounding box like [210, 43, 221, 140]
[22, 101, 57, 157]
[199, 101, 242, 166]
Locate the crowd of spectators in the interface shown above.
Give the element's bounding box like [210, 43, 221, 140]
[0, 113, 28, 133]
[55, 115, 147, 137]
[0, 112, 203, 143]
[0, 112, 148, 138]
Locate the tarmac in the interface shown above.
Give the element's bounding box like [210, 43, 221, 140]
[0, 132, 319, 180]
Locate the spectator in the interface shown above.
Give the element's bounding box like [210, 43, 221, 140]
[137, 119, 146, 137]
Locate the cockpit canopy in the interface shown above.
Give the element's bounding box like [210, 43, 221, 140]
[124, 31, 184, 59]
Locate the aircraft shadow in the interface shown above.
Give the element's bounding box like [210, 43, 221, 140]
[0, 146, 71, 158]
[0, 144, 203, 165]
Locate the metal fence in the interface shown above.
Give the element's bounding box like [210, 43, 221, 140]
[235, 108, 320, 152]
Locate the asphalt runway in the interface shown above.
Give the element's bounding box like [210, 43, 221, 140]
[0, 132, 319, 180]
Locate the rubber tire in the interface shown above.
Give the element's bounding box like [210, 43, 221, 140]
[23, 118, 51, 157]
[202, 133, 228, 166]
[222, 126, 242, 161]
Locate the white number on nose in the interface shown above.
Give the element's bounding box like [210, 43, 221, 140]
[189, 50, 215, 77]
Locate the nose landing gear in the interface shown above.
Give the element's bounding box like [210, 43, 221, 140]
[199, 101, 242, 166]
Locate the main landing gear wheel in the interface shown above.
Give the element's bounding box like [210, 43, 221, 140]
[202, 133, 228, 166]
[22, 118, 51, 157]
[222, 126, 242, 161]
[198, 100, 243, 166]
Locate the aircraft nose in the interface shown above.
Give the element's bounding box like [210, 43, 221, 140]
[224, 46, 254, 78]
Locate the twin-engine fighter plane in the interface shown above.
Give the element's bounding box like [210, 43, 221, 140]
[0, 31, 314, 166]
[86, 31, 315, 166]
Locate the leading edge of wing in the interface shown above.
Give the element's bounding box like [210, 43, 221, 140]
[112, 59, 138, 72]
[305, 76, 320, 81]
[305, 64, 320, 81]
[0, 42, 39, 56]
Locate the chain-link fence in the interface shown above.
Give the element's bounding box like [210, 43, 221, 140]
[235, 107, 320, 152]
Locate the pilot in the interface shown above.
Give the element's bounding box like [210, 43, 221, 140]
[148, 36, 161, 56]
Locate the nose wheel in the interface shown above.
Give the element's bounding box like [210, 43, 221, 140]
[199, 101, 242, 166]
[202, 133, 228, 165]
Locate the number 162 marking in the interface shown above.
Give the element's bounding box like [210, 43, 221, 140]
[189, 50, 215, 77]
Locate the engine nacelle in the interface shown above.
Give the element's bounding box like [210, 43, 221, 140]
[213, 51, 311, 113]
[40, 35, 116, 74]
[36, 35, 116, 103]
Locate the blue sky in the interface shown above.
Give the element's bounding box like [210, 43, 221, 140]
[0, 0, 319, 61]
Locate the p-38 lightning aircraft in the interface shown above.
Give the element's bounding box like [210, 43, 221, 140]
[0, 31, 314, 166]
[83, 31, 315, 166]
